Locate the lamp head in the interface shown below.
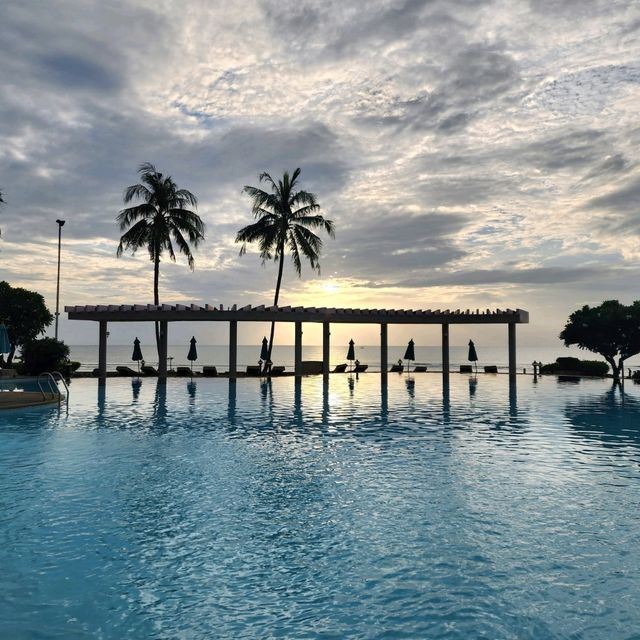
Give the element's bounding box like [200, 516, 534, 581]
[56, 219, 66, 227]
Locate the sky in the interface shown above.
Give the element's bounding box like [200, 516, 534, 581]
[0, 0, 639, 348]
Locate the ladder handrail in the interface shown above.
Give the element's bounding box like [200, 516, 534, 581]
[37, 372, 57, 400]
[51, 371, 69, 403]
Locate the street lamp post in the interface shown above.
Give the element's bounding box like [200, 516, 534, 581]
[55, 219, 66, 340]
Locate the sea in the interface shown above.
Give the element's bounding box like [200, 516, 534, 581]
[67, 344, 640, 374]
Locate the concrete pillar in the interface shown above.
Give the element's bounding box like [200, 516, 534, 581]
[442, 323, 450, 387]
[229, 320, 237, 380]
[508, 323, 516, 382]
[380, 323, 388, 383]
[98, 321, 107, 386]
[295, 321, 303, 378]
[322, 321, 330, 379]
[158, 321, 168, 382]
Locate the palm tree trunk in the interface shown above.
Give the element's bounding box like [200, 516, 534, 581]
[154, 253, 160, 355]
[267, 247, 285, 361]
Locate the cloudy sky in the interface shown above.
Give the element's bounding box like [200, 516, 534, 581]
[1, 0, 639, 347]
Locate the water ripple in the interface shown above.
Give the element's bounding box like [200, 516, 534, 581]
[1, 375, 640, 638]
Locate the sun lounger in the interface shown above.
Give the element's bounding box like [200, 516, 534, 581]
[116, 366, 138, 377]
[484, 365, 498, 373]
[301, 361, 323, 375]
[332, 364, 347, 373]
[459, 365, 473, 373]
[354, 364, 368, 373]
[390, 364, 403, 373]
[270, 366, 285, 375]
[141, 365, 158, 376]
[246, 365, 261, 376]
[176, 366, 193, 376]
[414, 366, 427, 373]
[202, 366, 218, 377]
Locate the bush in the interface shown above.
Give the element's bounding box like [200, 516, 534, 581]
[20, 338, 70, 375]
[541, 358, 609, 376]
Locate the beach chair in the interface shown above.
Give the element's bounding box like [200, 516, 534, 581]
[354, 363, 368, 373]
[246, 365, 261, 376]
[141, 365, 158, 376]
[116, 365, 138, 377]
[459, 365, 473, 373]
[414, 366, 427, 373]
[202, 366, 218, 377]
[270, 366, 285, 375]
[390, 364, 403, 373]
[484, 365, 498, 374]
[332, 363, 348, 373]
[176, 366, 192, 376]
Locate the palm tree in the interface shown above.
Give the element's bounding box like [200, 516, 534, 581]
[116, 163, 205, 350]
[236, 168, 335, 360]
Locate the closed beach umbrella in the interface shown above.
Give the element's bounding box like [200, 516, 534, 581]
[188, 336, 198, 374]
[260, 337, 269, 362]
[346, 339, 355, 373]
[0, 323, 11, 355]
[468, 339, 478, 374]
[346, 339, 355, 361]
[404, 339, 415, 361]
[132, 337, 143, 373]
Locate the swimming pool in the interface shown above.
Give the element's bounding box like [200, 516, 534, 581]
[1, 374, 639, 639]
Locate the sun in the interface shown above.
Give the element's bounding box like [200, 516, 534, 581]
[323, 281, 338, 294]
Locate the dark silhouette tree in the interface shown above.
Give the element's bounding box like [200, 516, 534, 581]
[116, 163, 205, 351]
[0, 281, 53, 364]
[560, 300, 640, 380]
[236, 168, 334, 360]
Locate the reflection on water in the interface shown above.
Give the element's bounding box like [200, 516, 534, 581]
[565, 384, 640, 448]
[131, 378, 142, 401]
[2, 376, 640, 638]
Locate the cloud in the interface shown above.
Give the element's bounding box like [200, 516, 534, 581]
[0, 0, 639, 347]
[389, 266, 607, 288]
[585, 177, 640, 234]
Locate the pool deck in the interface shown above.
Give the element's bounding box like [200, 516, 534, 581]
[0, 391, 64, 410]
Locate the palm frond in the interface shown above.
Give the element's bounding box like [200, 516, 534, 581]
[117, 219, 150, 257]
[291, 225, 322, 273]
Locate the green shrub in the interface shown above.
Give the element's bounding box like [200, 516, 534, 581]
[541, 358, 609, 376]
[20, 338, 70, 375]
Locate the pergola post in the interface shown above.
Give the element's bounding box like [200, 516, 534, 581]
[322, 321, 330, 380]
[158, 321, 168, 382]
[98, 320, 107, 386]
[442, 323, 450, 387]
[295, 321, 303, 378]
[508, 322, 516, 382]
[229, 320, 237, 379]
[380, 323, 388, 383]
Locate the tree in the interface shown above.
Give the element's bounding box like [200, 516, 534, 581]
[116, 163, 205, 351]
[236, 168, 335, 360]
[0, 281, 53, 364]
[20, 338, 70, 375]
[559, 300, 640, 380]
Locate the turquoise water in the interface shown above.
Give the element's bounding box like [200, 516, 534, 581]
[1, 374, 639, 639]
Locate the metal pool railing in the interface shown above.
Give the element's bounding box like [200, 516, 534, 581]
[37, 372, 69, 404]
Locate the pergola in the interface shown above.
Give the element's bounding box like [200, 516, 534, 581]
[66, 304, 529, 385]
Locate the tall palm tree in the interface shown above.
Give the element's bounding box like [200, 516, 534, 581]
[116, 163, 205, 350]
[236, 168, 335, 360]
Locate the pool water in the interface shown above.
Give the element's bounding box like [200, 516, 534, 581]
[1, 374, 639, 639]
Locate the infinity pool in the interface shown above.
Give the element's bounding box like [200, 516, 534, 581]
[1, 375, 639, 639]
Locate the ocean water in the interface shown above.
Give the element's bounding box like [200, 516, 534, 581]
[68, 343, 640, 373]
[1, 374, 640, 638]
